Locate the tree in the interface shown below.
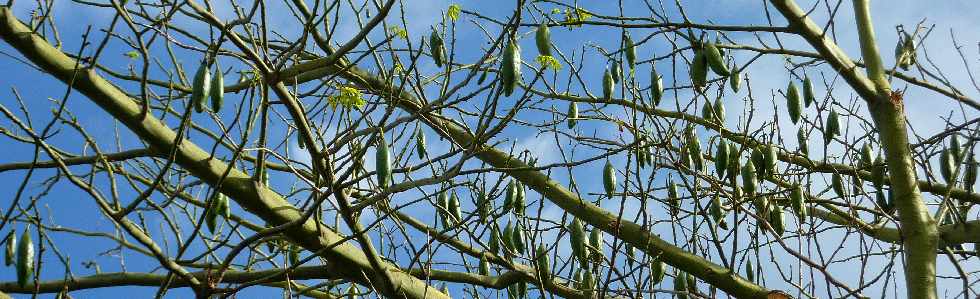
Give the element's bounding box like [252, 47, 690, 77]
[0, 0, 975, 298]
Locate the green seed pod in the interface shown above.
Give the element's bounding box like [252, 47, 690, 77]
[479, 254, 491, 276]
[624, 34, 637, 67]
[941, 149, 956, 184]
[651, 66, 663, 105]
[950, 135, 963, 162]
[674, 270, 689, 299]
[713, 97, 726, 124]
[206, 197, 218, 233]
[501, 40, 521, 96]
[831, 173, 846, 198]
[871, 156, 886, 190]
[570, 219, 588, 266]
[710, 194, 726, 229]
[686, 128, 704, 170]
[751, 148, 766, 178]
[803, 75, 816, 108]
[415, 127, 427, 159]
[786, 81, 802, 124]
[209, 66, 224, 112]
[715, 140, 730, 179]
[602, 68, 614, 99]
[589, 229, 603, 261]
[503, 180, 516, 214]
[191, 60, 211, 113]
[567, 101, 579, 129]
[535, 245, 550, 278]
[797, 127, 809, 155]
[745, 259, 755, 282]
[16, 228, 33, 288]
[667, 181, 680, 216]
[437, 191, 450, 228]
[581, 270, 595, 298]
[288, 244, 300, 265]
[535, 22, 551, 57]
[512, 222, 526, 254]
[376, 136, 391, 187]
[965, 154, 978, 192]
[769, 205, 785, 236]
[790, 184, 806, 218]
[741, 161, 758, 195]
[448, 193, 462, 225]
[690, 49, 708, 88]
[727, 149, 741, 181]
[730, 69, 741, 93]
[611, 63, 622, 84]
[686, 273, 696, 292]
[763, 144, 777, 176]
[704, 42, 730, 76]
[5, 232, 14, 266]
[515, 181, 526, 215]
[825, 109, 840, 145]
[501, 221, 515, 252]
[429, 30, 444, 67]
[489, 226, 501, 254]
[861, 143, 874, 167]
[218, 193, 231, 219]
[478, 190, 491, 223]
[650, 258, 665, 285]
[603, 160, 616, 198]
[701, 100, 715, 122]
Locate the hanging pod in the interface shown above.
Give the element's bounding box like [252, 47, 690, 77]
[437, 191, 450, 228]
[567, 101, 579, 129]
[745, 259, 755, 282]
[965, 154, 978, 192]
[512, 222, 526, 254]
[667, 181, 680, 216]
[478, 190, 491, 223]
[209, 64, 224, 112]
[797, 127, 809, 155]
[763, 144, 778, 176]
[479, 254, 491, 276]
[4, 232, 14, 266]
[448, 193, 462, 225]
[429, 30, 444, 67]
[950, 135, 963, 162]
[570, 219, 588, 266]
[786, 81, 802, 124]
[650, 66, 663, 105]
[803, 75, 816, 108]
[611, 63, 623, 84]
[769, 205, 785, 236]
[751, 148, 766, 178]
[501, 39, 522, 96]
[602, 67, 614, 99]
[589, 229, 603, 261]
[415, 127, 427, 159]
[501, 221, 515, 252]
[535, 22, 551, 57]
[673, 269, 689, 299]
[503, 180, 516, 214]
[205, 195, 219, 233]
[603, 160, 616, 198]
[376, 135, 391, 187]
[940, 149, 956, 184]
[825, 109, 840, 145]
[713, 97, 726, 124]
[715, 140, 729, 179]
[650, 258, 665, 285]
[488, 226, 501, 254]
[741, 162, 758, 195]
[690, 49, 708, 88]
[790, 184, 807, 218]
[729, 69, 741, 93]
[191, 60, 212, 113]
[860, 143, 874, 167]
[535, 245, 550, 278]
[831, 173, 847, 198]
[710, 194, 727, 230]
[16, 228, 33, 288]
[704, 42, 730, 76]
[624, 33, 637, 67]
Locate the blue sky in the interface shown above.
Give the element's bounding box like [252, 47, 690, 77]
[0, 0, 979, 298]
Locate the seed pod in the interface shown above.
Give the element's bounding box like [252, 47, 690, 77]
[415, 127, 427, 159]
[651, 66, 663, 105]
[478, 190, 491, 223]
[209, 66, 224, 112]
[803, 75, 816, 108]
[750, 148, 766, 179]
[790, 185, 807, 218]
[667, 181, 680, 216]
[429, 30, 444, 67]
[745, 259, 755, 282]
[710, 194, 727, 229]
[218, 193, 230, 219]
[825, 109, 840, 145]
[727, 149, 741, 181]
[831, 173, 846, 198]
[512, 222, 526, 254]
[690, 49, 708, 88]
[376, 136, 391, 187]
[567, 101, 579, 129]
[448, 193, 462, 225]
[535, 22, 551, 57]
[16, 228, 33, 288]
[769, 205, 785, 236]
[489, 226, 501, 254]
[501, 39, 521, 96]
[581, 270, 595, 298]
[650, 258, 665, 284]
[861, 143, 874, 167]
[479, 254, 491, 276]
[437, 191, 450, 228]
[206, 197, 218, 233]
[941, 149, 956, 184]
[4, 232, 14, 267]
[786, 81, 802, 124]
[950, 135, 963, 162]
[686, 273, 696, 292]
[589, 229, 603, 261]
[704, 42, 730, 76]
[191, 60, 211, 113]
[570, 219, 588, 265]
[714, 97, 726, 124]
[763, 144, 777, 176]
[503, 180, 516, 214]
[965, 155, 978, 193]
[730, 69, 741, 92]
[603, 160, 616, 198]
[741, 162, 758, 195]
[501, 221, 515, 252]
[686, 128, 703, 170]
[624, 34, 637, 67]
[871, 156, 886, 190]
[288, 244, 300, 265]
[674, 270, 689, 299]
[514, 181, 526, 215]
[602, 67, 614, 99]
[715, 140, 730, 179]
[611, 63, 622, 84]
[797, 127, 809, 155]
[535, 245, 550, 278]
